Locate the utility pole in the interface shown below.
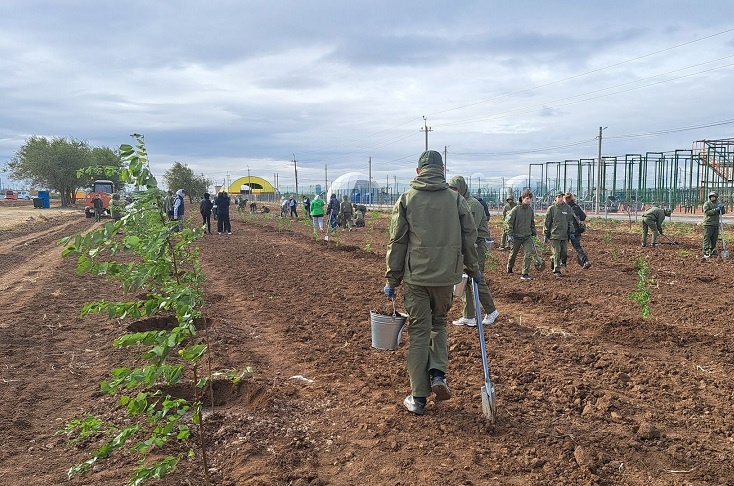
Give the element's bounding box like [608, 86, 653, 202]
[443, 145, 449, 179]
[368, 157, 372, 206]
[420, 116, 432, 151]
[292, 154, 299, 196]
[324, 164, 328, 196]
[595, 126, 607, 214]
[247, 165, 251, 195]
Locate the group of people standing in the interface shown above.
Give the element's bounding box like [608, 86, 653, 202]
[198, 191, 231, 235]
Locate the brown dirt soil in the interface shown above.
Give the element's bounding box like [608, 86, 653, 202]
[1, 207, 733, 485]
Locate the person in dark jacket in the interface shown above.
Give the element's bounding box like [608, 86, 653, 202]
[564, 193, 591, 268]
[303, 196, 311, 218]
[702, 191, 726, 258]
[200, 193, 213, 234]
[289, 196, 298, 218]
[505, 190, 537, 280]
[216, 191, 231, 234]
[641, 203, 670, 247]
[449, 176, 499, 328]
[384, 150, 479, 415]
[327, 194, 340, 229]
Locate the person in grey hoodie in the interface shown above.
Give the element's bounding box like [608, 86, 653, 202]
[384, 150, 479, 415]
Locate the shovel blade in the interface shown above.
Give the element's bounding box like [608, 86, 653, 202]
[722, 250, 730, 259]
[481, 383, 497, 424]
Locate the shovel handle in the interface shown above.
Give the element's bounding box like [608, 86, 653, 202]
[473, 280, 492, 386]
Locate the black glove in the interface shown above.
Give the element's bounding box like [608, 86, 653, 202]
[718, 203, 724, 212]
[383, 285, 395, 299]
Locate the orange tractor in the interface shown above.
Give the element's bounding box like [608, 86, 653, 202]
[84, 180, 114, 218]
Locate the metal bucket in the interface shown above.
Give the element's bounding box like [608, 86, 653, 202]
[453, 273, 468, 299]
[370, 310, 407, 351]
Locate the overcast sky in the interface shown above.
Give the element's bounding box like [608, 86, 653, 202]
[1, 1, 732, 192]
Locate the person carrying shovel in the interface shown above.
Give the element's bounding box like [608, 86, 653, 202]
[641, 203, 671, 247]
[384, 150, 479, 416]
[702, 191, 727, 258]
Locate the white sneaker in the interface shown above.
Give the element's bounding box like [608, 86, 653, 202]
[482, 310, 499, 325]
[452, 317, 476, 326]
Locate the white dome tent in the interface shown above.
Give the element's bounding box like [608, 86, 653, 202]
[326, 172, 380, 204]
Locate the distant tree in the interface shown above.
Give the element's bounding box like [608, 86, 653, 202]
[5, 136, 91, 206]
[163, 161, 211, 201]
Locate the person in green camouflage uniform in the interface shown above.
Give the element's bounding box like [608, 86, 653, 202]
[702, 191, 727, 258]
[499, 196, 516, 250]
[505, 189, 537, 280]
[339, 195, 353, 231]
[641, 204, 670, 247]
[543, 192, 575, 277]
[448, 175, 499, 327]
[384, 150, 479, 415]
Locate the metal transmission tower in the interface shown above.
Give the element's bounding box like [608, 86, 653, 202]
[420, 116, 432, 151]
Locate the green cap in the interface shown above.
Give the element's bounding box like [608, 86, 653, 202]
[418, 150, 443, 169]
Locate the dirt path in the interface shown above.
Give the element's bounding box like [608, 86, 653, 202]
[0, 211, 732, 485]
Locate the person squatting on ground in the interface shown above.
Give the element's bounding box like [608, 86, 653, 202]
[355, 205, 366, 227]
[200, 192, 214, 234]
[544, 192, 575, 277]
[327, 194, 340, 229]
[702, 191, 727, 258]
[564, 193, 592, 268]
[499, 196, 517, 250]
[216, 191, 232, 234]
[641, 203, 671, 247]
[310, 194, 325, 233]
[449, 175, 500, 328]
[339, 195, 354, 231]
[173, 189, 186, 232]
[505, 189, 537, 280]
[384, 150, 479, 416]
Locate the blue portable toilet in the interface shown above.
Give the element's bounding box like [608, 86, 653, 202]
[37, 190, 50, 208]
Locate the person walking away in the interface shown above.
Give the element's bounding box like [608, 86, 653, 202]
[289, 196, 298, 218]
[641, 203, 671, 247]
[339, 195, 354, 231]
[544, 192, 575, 277]
[476, 197, 491, 222]
[173, 189, 186, 232]
[702, 191, 727, 258]
[505, 190, 537, 280]
[564, 193, 591, 268]
[216, 191, 232, 234]
[303, 195, 311, 218]
[384, 150, 479, 415]
[310, 194, 325, 233]
[327, 194, 340, 229]
[200, 193, 214, 234]
[499, 196, 517, 250]
[449, 175, 500, 327]
[91, 195, 104, 222]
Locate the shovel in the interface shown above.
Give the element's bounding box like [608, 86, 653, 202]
[472, 278, 496, 424]
[661, 233, 678, 245]
[720, 210, 729, 259]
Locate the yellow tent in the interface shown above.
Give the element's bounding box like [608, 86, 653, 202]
[228, 176, 276, 195]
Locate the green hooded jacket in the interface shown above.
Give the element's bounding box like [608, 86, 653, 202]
[642, 206, 667, 232]
[386, 166, 478, 287]
[449, 175, 490, 240]
[505, 203, 537, 239]
[544, 201, 574, 240]
[702, 198, 726, 226]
